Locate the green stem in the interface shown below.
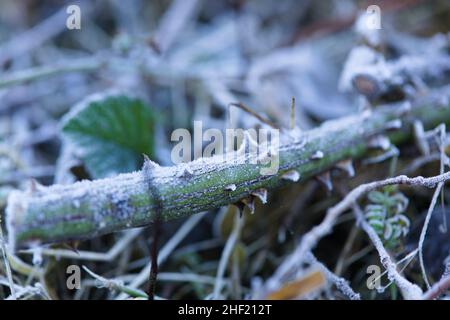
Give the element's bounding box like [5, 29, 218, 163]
[5, 86, 450, 249]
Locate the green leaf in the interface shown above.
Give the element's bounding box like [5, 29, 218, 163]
[367, 190, 386, 204]
[61, 93, 155, 179]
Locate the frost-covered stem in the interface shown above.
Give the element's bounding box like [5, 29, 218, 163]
[83, 266, 150, 299]
[5, 87, 450, 249]
[0, 216, 16, 299]
[418, 181, 443, 289]
[264, 171, 450, 299]
[352, 205, 423, 300]
[304, 252, 360, 300]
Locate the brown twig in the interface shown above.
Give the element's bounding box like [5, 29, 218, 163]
[147, 220, 160, 300]
[228, 102, 279, 129]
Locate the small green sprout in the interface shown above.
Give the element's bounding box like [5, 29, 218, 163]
[364, 186, 410, 248]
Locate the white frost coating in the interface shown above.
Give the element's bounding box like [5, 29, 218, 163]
[368, 135, 391, 151]
[32, 247, 43, 266]
[5, 190, 30, 252]
[360, 216, 423, 299]
[10, 88, 446, 247]
[305, 252, 361, 300]
[311, 150, 324, 160]
[288, 127, 303, 142]
[59, 90, 128, 129]
[339, 44, 450, 94]
[224, 184, 236, 192]
[385, 119, 402, 130]
[316, 171, 333, 191]
[281, 170, 300, 182]
[335, 159, 355, 177]
[338, 46, 384, 92]
[251, 188, 268, 204]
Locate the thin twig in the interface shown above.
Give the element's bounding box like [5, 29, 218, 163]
[266, 171, 450, 298]
[115, 212, 206, 299]
[305, 252, 361, 300]
[353, 205, 423, 299]
[19, 228, 142, 261]
[213, 210, 244, 299]
[0, 222, 16, 299]
[228, 102, 279, 129]
[418, 182, 443, 289]
[290, 97, 296, 130]
[83, 266, 151, 299]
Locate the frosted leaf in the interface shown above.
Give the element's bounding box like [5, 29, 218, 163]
[61, 93, 156, 179]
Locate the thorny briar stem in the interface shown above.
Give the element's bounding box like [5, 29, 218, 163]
[5, 86, 450, 249]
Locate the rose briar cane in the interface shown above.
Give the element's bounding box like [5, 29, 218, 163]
[5, 86, 450, 249]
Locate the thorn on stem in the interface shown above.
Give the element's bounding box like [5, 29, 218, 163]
[28, 179, 44, 194]
[281, 170, 300, 182]
[228, 102, 278, 129]
[335, 159, 355, 177]
[316, 171, 333, 191]
[233, 201, 246, 217]
[143, 154, 160, 170]
[310, 151, 324, 160]
[251, 188, 268, 204]
[224, 184, 237, 192]
[241, 196, 256, 214]
[368, 135, 391, 151]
